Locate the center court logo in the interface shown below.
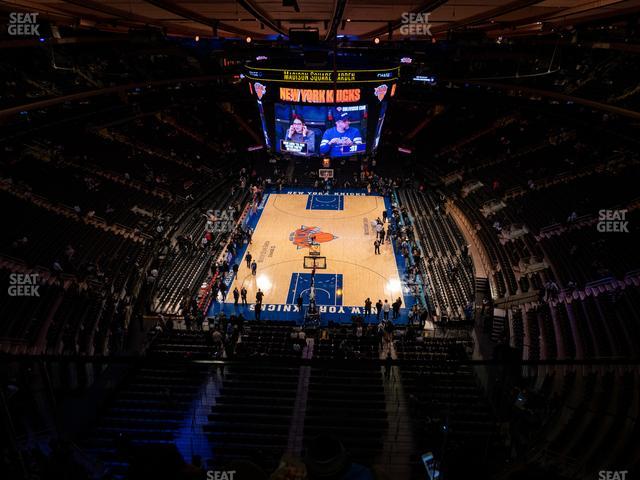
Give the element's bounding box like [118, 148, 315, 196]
[289, 226, 337, 249]
[400, 12, 432, 36]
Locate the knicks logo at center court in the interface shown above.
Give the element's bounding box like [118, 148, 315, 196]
[289, 226, 337, 249]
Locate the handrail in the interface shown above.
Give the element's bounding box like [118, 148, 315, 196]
[393, 188, 429, 310]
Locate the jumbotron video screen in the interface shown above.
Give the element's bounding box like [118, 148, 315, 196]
[245, 62, 398, 157]
[275, 103, 367, 157]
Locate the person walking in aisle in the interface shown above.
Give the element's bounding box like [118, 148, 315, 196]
[245, 252, 252, 268]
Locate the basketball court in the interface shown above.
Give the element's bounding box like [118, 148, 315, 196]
[207, 189, 412, 323]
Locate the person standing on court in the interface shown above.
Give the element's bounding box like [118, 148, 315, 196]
[240, 286, 248, 305]
[245, 252, 252, 268]
[375, 222, 383, 240]
[364, 298, 372, 318]
[392, 297, 402, 319]
[232, 287, 240, 306]
[211, 283, 219, 304]
[380, 228, 386, 245]
[374, 239, 381, 255]
[383, 299, 390, 320]
[256, 288, 264, 304]
[297, 294, 303, 314]
[251, 260, 257, 276]
[375, 299, 383, 320]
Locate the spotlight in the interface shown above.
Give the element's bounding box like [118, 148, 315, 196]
[256, 274, 272, 291]
[194, 35, 200, 42]
[246, 36, 252, 43]
[374, 37, 380, 44]
[386, 279, 402, 294]
[346, 18, 351, 22]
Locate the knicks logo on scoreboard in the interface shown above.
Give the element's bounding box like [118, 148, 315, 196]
[289, 226, 337, 249]
[254, 82, 266, 99]
[374, 84, 388, 101]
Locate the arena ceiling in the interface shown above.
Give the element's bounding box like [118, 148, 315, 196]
[3, 0, 640, 40]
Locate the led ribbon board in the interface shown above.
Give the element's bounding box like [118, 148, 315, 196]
[244, 66, 400, 84]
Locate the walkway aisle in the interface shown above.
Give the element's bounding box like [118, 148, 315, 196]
[376, 340, 415, 478]
[286, 365, 312, 456]
[287, 337, 314, 454]
[175, 366, 222, 465]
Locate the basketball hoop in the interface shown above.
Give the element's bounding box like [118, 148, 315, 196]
[309, 242, 321, 257]
[304, 256, 327, 269]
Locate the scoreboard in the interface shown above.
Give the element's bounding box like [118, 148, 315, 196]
[244, 60, 399, 158]
[245, 66, 400, 84]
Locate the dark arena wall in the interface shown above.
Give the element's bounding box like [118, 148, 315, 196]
[0, 4, 639, 480]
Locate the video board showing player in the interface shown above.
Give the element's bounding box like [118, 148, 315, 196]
[274, 104, 367, 157]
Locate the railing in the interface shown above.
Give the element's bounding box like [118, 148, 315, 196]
[392, 189, 429, 310]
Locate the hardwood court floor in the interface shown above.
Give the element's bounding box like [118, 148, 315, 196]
[232, 193, 403, 308]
